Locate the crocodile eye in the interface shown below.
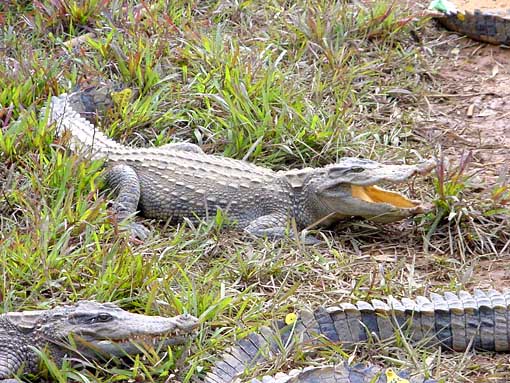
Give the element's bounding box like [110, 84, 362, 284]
[348, 167, 365, 173]
[96, 313, 112, 322]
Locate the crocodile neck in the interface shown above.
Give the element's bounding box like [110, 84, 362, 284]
[0, 315, 56, 377]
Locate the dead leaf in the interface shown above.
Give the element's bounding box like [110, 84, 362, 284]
[491, 65, 499, 78]
[466, 103, 475, 117]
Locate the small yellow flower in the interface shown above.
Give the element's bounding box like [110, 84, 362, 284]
[285, 313, 297, 325]
[385, 368, 410, 383]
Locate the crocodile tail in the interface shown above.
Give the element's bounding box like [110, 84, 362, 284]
[46, 93, 122, 158]
[205, 289, 510, 383]
[248, 364, 435, 383]
[204, 321, 432, 383]
[436, 10, 510, 46]
[203, 316, 426, 383]
[330, 288, 510, 353]
[280, 289, 510, 354]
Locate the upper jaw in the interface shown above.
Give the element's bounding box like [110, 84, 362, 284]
[76, 313, 199, 357]
[349, 159, 436, 186]
[320, 158, 436, 190]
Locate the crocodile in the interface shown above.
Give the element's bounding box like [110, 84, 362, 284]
[45, 89, 436, 241]
[205, 289, 510, 383]
[430, 1, 510, 45]
[0, 301, 199, 383]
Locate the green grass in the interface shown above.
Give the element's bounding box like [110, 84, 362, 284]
[1, 0, 509, 382]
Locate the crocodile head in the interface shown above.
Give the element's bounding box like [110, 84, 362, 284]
[287, 157, 435, 226]
[8, 301, 199, 358]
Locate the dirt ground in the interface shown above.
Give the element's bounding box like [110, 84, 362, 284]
[418, 36, 510, 186]
[447, 0, 510, 13]
[401, 1, 510, 289]
[392, 1, 510, 181]
[352, 4, 510, 379]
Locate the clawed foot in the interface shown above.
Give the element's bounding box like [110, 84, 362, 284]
[299, 231, 322, 245]
[122, 221, 150, 241]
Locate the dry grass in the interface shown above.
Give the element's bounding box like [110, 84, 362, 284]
[1, 0, 509, 382]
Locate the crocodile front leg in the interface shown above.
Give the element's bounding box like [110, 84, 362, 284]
[104, 164, 150, 240]
[0, 350, 31, 383]
[0, 317, 39, 383]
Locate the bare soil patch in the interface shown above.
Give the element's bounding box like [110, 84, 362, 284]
[418, 38, 510, 182]
[448, 0, 510, 12]
[402, 1, 510, 285]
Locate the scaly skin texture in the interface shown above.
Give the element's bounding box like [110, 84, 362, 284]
[436, 8, 510, 45]
[0, 301, 198, 382]
[46, 90, 435, 240]
[205, 289, 510, 383]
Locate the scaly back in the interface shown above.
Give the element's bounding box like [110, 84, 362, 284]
[47, 93, 278, 185]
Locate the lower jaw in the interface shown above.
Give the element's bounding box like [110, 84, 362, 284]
[89, 336, 189, 357]
[351, 185, 420, 209]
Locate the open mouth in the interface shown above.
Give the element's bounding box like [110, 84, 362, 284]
[351, 185, 419, 208]
[94, 333, 191, 349]
[77, 331, 193, 358]
[79, 336, 190, 358]
[97, 334, 166, 345]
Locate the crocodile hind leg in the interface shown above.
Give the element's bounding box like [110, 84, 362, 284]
[243, 213, 289, 239]
[244, 214, 318, 244]
[104, 164, 150, 240]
